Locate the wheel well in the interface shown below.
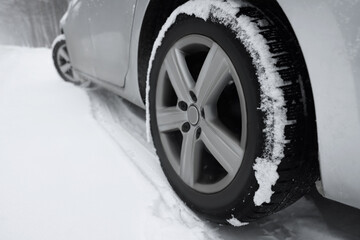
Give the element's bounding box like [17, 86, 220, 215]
[137, 0, 316, 125]
[137, 0, 305, 102]
[137, 0, 187, 102]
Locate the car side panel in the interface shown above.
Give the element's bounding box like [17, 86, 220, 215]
[75, 0, 149, 109]
[113, 0, 150, 108]
[89, 0, 137, 87]
[62, 0, 96, 77]
[277, 0, 360, 208]
[62, 0, 146, 108]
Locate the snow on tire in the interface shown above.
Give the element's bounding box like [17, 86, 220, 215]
[146, 0, 318, 224]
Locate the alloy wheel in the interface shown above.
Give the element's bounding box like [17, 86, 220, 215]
[56, 44, 74, 81]
[155, 35, 247, 193]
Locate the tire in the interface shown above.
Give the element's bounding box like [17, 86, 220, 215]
[148, 4, 318, 223]
[52, 35, 77, 83]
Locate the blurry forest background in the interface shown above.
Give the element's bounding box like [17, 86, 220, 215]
[0, 0, 70, 48]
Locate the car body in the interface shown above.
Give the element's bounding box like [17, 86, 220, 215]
[59, 0, 360, 210]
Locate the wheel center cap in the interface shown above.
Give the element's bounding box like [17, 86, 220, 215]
[187, 105, 199, 126]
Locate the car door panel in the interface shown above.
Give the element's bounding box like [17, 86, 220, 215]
[89, 0, 137, 87]
[64, 0, 96, 77]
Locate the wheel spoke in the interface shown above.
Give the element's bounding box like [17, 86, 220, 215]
[164, 47, 194, 102]
[157, 107, 187, 133]
[200, 120, 244, 176]
[60, 63, 71, 73]
[59, 47, 70, 62]
[155, 34, 248, 193]
[195, 43, 231, 106]
[180, 128, 201, 187]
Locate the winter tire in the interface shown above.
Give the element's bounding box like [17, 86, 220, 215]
[52, 35, 77, 83]
[148, 4, 318, 223]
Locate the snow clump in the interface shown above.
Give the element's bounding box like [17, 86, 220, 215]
[227, 215, 249, 227]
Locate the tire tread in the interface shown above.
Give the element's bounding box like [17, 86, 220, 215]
[235, 5, 319, 221]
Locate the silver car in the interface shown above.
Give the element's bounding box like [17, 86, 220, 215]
[52, 0, 360, 224]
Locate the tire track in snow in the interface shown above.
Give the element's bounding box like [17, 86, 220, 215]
[87, 88, 360, 240]
[87, 89, 222, 240]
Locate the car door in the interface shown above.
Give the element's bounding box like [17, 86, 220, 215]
[88, 0, 138, 87]
[64, 0, 96, 78]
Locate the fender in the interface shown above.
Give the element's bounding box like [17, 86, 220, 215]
[277, 0, 360, 209]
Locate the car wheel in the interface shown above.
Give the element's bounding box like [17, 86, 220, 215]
[52, 35, 77, 83]
[148, 4, 318, 223]
[52, 35, 93, 88]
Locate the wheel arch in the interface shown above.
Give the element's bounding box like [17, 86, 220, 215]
[137, 0, 319, 170]
[137, 0, 188, 103]
[137, 0, 316, 102]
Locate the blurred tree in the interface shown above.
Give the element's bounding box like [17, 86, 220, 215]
[0, 0, 70, 47]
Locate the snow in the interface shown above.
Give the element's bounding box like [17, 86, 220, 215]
[1, 45, 360, 239]
[51, 34, 65, 49]
[227, 216, 249, 227]
[145, 0, 287, 207]
[253, 158, 280, 206]
[0, 45, 219, 240]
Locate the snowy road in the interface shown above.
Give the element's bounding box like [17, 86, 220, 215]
[1, 46, 360, 240]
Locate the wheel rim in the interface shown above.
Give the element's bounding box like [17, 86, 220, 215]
[155, 35, 247, 193]
[57, 44, 74, 81]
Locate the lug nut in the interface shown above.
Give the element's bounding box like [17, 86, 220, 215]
[178, 101, 188, 111]
[196, 127, 202, 139]
[190, 91, 197, 102]
[182, 122, 191, 133]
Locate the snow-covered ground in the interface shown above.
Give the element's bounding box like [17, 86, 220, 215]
[1, 46, 360, 240]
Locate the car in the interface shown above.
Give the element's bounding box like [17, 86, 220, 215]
[52, 0, 360, 224]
